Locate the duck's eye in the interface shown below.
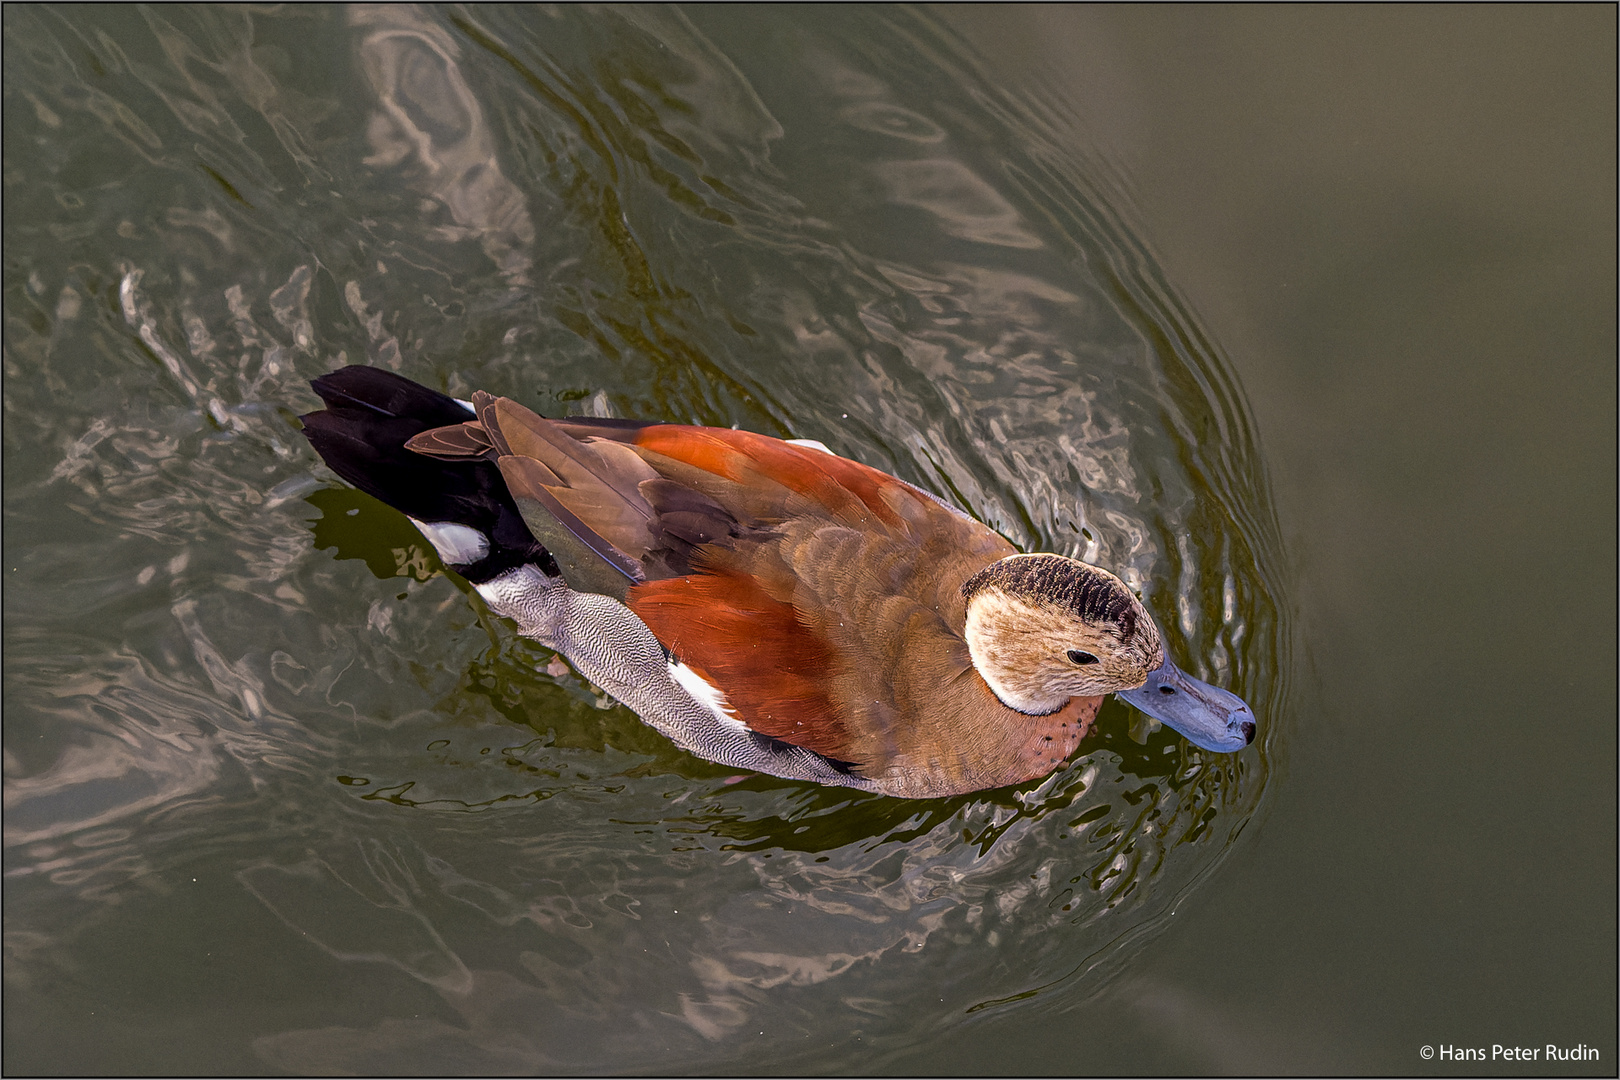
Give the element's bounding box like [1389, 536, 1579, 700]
[1066, 649, 1099, 665]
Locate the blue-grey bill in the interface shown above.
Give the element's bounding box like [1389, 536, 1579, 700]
[1116, 656, 1256, 753]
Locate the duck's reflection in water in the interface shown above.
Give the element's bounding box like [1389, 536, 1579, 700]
[353, 4, 534, 287]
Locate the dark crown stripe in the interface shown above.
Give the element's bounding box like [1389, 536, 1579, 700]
[961, 555, 1138, 638]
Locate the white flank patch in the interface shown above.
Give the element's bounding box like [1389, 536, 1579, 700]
[453, 397, 477, 415]
[669, 660, 749, 733]
[407, 518, 489, 566]
[785, 438, 835, 456]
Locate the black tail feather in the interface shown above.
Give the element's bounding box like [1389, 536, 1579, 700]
[309, 365, 476, 424]
[301, 366, 557, 582]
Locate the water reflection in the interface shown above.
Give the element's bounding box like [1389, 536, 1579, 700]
[878, 159, 1045, 249]
[355, 5, 534, 286]
[2, 4, 1280, 1072]
[841, 100, 947, 144]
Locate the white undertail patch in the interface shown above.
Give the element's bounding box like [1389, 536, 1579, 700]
[669, 660, 750, 733]
[453, 397, 477, 415]
[408, 518, 489, 566]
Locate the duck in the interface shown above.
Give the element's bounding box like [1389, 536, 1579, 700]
[300, 365, 1255, 799]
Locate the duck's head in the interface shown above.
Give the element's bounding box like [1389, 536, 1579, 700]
[962, 553, 1163, 714]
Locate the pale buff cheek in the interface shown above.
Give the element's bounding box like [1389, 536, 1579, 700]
[966, 589, 1152, 702]
[1040, 652, 1141, 697]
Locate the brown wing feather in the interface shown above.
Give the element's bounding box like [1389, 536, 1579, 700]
[404, 420, 497, 459]
[627, 569, 853, 762]
[482, 399, 662, 561]
[629, 425, 936, 533]
[497, 455, 645, 596]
